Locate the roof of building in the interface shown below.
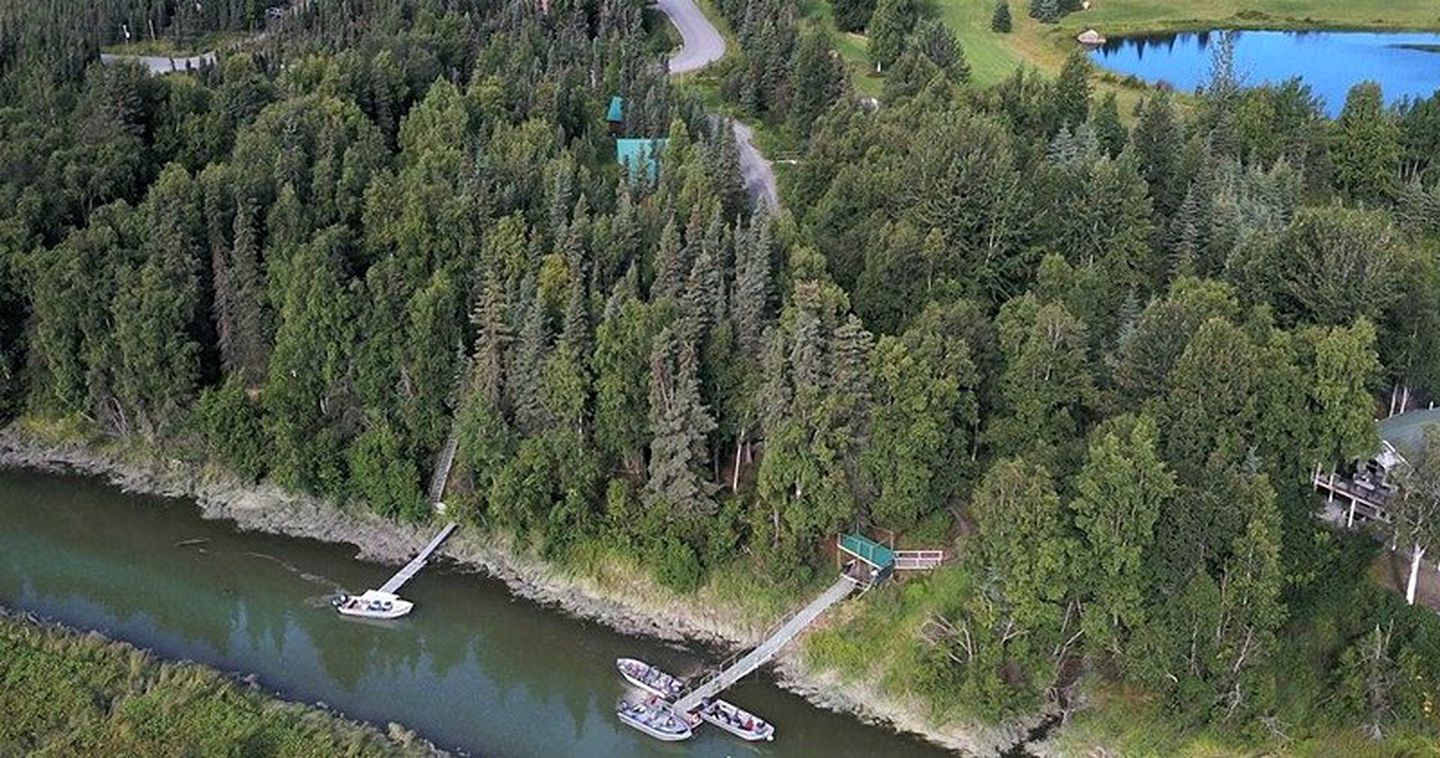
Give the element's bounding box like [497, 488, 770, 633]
[615, 138, 667, 181]
[607, 96, 624, 123]
[1380, 408, 1440, 457]
[838, 534, 895, 568]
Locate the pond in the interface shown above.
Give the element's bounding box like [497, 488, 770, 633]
[0, 468, 949, 758]
[1089, 30, 1440, 116]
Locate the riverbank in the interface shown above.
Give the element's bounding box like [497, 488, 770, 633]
[0, 424, 1024, 756]
[0, 606, 433, 755]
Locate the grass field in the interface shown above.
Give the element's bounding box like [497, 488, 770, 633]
[949, 0, 1440, 86]
[801, 0, 1440, 114]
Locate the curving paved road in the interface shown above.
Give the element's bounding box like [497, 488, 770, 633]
[656, 0, 779, 213]
[658, 0, 726, 74]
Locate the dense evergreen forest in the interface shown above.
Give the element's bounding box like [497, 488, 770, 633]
[4, 0, 1440, 748]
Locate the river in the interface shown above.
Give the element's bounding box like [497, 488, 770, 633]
[1090, 30, 1440, 116]
[0, 468, 948, 757]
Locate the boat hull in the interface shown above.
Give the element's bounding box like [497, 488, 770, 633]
[615, 657, 682, 700]
[617, 699, 694, 742]
[334, 591, 413, 619]
[617, 711, 693, 741]
[698, 700, 775, 741]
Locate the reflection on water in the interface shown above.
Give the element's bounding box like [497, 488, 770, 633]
[1090, 29, 1440, 115]
[0, 470, 947, 757]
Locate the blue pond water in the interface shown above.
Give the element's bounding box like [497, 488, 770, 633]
[1090, 30, 1440, 115]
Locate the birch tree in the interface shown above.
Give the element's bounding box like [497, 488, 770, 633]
[1391, 427, 1440, 605]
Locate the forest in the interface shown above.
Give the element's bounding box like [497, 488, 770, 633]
[3, 0, 1440, 750]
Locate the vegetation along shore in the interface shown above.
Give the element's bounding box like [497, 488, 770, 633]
[2, 0, 1440, 754]
[0, 606, 435, 756]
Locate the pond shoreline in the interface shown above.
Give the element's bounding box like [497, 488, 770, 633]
[0, 425, 1031, 757]
[1056, 14, 1440, 39]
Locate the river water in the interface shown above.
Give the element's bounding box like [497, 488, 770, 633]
[1090, 30, 1440, 116]
[0, 468, 948, 757]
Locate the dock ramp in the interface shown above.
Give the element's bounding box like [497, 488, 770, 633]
[377, 522, 457, 595]
[673, 576, 856, 712]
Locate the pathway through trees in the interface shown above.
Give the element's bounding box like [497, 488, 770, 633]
[656, 0, 779, 212]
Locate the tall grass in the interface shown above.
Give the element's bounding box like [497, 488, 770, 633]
[0, 612, 429, 756]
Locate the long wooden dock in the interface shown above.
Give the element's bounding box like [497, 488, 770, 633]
[377, 523, 457, 595]
[672, 576, 856, 713]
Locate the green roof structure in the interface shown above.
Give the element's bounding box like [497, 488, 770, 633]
[838, 534, 895, 568]
[1380, 408, 1440, 456]
[615, 138, 667, 182]
[606, 95, 624, 124]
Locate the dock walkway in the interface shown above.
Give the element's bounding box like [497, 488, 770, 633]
[427, 426, 461, 505]
[378, 522, 457, 595]
[673, 576, 856, 712]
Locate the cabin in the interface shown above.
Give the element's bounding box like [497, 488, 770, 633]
[1314, 407, 1440, 528]
[616, 138, 668, 183]
[607, 96, 625, 134]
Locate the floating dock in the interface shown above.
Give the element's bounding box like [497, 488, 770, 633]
[377, 522, 457, 595]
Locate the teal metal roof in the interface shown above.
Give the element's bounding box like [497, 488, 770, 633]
[1380, 408, 1440, 456]
[607, 96, 624, 123]
[615, 138, 667, 182]
[839, 534, 895, 568]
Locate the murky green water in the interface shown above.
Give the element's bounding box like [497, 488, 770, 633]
[0, 469, 948, 757]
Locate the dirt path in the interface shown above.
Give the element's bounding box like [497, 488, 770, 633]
[655, 0, 779, 213]
[731, 120, 779, 212]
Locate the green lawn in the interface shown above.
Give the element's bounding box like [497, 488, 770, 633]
[797, 0, 883, 96]
[942, 0, 1440, 89]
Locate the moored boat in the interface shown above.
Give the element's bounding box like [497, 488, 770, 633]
[615, 657, 685, 700]
[332, 589, 412, 619]
[697, 698, 775, 741]
[617, 698, 693, 742]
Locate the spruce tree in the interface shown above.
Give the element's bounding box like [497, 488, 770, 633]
[1133, 91, 1184, 215]
[1055, 51, 1092, 131]
[112, 164, 205, 438]
[789, 28, 848, 134]
[1029, 0, 1060, 23]
[223, 194, 269, 385]
[644, 327, 717, 517]
[911, 19, 970, 83]
[833, 0, 877, 32]
[1092, 92, 1127, 158]
[508, 280, 550, 436]
[991, 0, 1012, 32]
[1334, 82, 1402, 205]
[595, 283, 654, 476]
[652, 216, 686, 301]
[868, 0, 917, 72]
[732, 218, 775, 357]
